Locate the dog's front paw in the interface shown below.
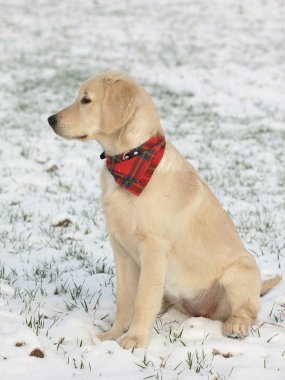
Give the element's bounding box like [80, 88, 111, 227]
[120, 334, 149, 349]
[99, 330, 122, 342]
[223, 317, 250, 339]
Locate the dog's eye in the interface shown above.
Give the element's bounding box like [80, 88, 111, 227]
[81, 97, 92, 104]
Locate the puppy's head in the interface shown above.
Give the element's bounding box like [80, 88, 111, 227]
[48, 71, 140, 143]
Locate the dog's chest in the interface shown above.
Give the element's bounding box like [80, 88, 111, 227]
[102, 173, 145, 261]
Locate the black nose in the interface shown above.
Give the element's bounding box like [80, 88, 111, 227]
[48, 114, 57, 128]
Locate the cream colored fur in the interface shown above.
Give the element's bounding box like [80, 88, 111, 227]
[49, 71, 281, 349]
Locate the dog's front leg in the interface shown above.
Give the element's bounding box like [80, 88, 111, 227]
[121, 235, 168, 349]
[100, 237, 139, 342]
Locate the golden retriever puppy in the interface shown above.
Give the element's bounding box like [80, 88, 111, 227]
[48, 71, 280, 349]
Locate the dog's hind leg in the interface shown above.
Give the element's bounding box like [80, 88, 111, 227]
[220, 255, 261, 339]
[261, 274, 281, 296]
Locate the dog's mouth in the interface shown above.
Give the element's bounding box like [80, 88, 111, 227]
[73, 134, 88, 140]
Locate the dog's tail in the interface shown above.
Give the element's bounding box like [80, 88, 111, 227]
[260, 274, 281, 296]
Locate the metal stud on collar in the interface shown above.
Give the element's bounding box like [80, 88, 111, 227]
[123, 152, 130, 160]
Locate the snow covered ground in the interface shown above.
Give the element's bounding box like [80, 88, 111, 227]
[0, 0, 284, 379]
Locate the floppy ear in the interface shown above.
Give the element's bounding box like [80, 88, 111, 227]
[102, 77, 139, 134]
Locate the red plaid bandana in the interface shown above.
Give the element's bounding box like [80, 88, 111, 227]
[101, 134, 166, 196]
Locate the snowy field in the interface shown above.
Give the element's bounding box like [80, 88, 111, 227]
[0, 0, 285, 379]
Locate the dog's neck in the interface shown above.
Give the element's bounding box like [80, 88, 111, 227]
[97, 105, 164, 156]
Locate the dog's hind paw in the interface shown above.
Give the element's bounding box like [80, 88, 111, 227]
[223, 316, 250, 339]
[223, 331, 247, 339]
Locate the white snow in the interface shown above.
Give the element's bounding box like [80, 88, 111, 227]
[0, 0, 284, 379]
